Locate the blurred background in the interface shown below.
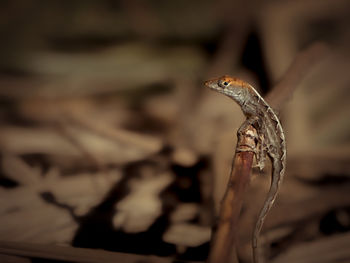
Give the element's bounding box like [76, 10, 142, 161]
[0, 0, 349, 262]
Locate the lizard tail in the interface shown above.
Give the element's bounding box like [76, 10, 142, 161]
[252, 158, 284, 263]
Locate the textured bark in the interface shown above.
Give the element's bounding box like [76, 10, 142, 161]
[207, 125, 257, 263]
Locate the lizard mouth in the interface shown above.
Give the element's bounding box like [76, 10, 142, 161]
[204, 79, 222, 91]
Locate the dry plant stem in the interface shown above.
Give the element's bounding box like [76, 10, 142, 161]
[0, 241, 170, 263]
[207, 125, 258, 263]
[205, 0, 255, 78]
[266, 42, 329, 109]
[205, 22, 249, 78]
[119, 0, 163, 38]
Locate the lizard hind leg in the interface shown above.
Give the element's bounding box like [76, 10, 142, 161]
[254, 134, 267, 171]
[237, 116, 261, 137]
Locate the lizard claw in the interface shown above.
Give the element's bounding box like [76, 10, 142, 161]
[253, 162, 265, 171]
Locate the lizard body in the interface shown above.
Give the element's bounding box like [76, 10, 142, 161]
[205, 76, 286, 263]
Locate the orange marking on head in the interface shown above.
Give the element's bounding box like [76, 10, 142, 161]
[220, 75, 248, 88]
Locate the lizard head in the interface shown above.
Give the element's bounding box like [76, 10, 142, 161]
[204, 75, 248, 103]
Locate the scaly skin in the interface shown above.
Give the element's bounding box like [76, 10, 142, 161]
[205, 75, 286, 263]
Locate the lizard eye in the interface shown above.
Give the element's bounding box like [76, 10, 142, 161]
[218, 80, 229, 88]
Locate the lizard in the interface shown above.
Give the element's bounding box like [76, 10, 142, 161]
[205, 75, 286, 263]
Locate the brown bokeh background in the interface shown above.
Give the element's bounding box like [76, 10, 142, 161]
[0, 1, 349, 263]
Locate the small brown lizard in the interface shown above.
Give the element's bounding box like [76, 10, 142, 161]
[205, 76, 286, 263]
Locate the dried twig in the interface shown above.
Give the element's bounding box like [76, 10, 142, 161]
[266, 42, 330, 110]
[204, 23, 249, 78]
[205, 0, 254, 78]
[207, 125, 258, 263]
[119, 0, 164, 38]
[0, 241, 171, 263]
[272, 232, 350, 263]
